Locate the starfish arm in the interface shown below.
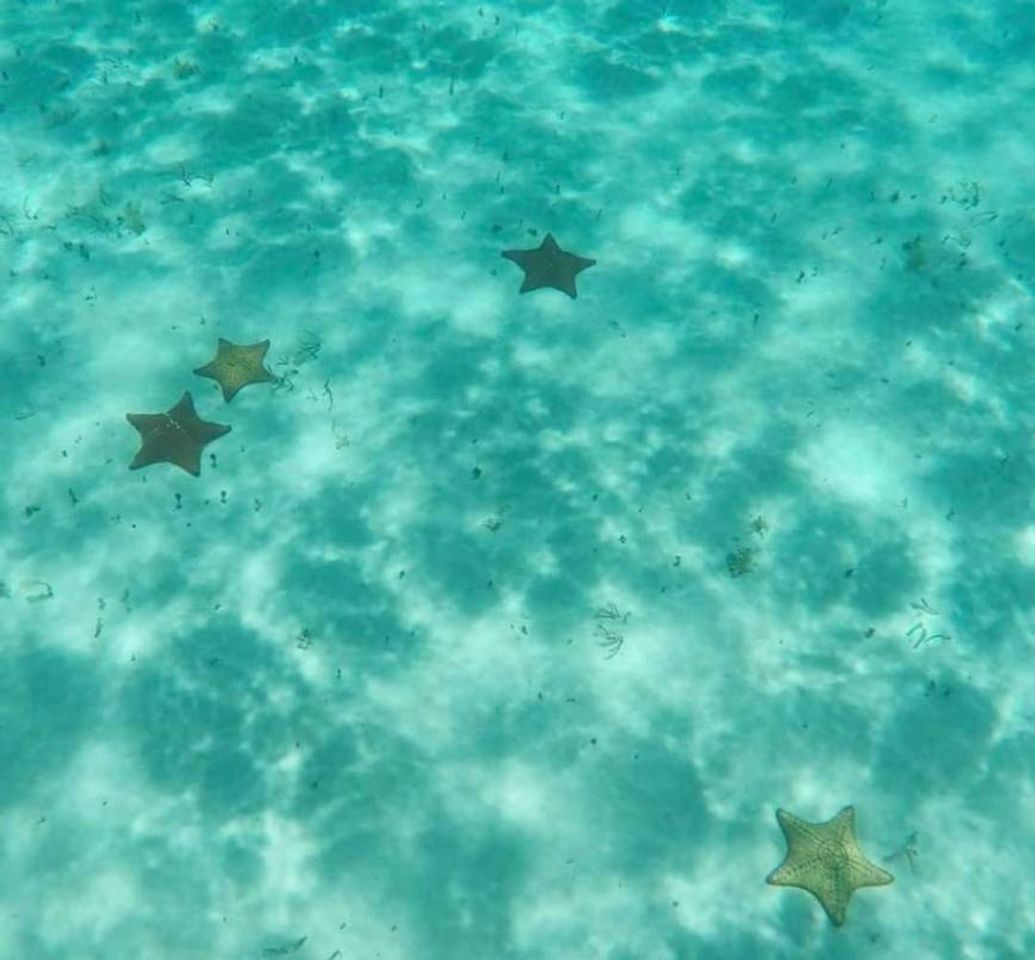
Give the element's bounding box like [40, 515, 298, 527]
[128, 443, 167, 472]
[192, 420, 232, 443]
[249, 341, 277, 383]
[169, 443, 203, 477]
[126, 412, 166, 435]
[502, 248, 534, 268]
[126, 412, 175, 471]
[819, 892, 849, 926]
[129, 430, 201, 475]
[846, 855, 894, 888]
[553, 261, 581, 299]
[193, 353, 233, 399]
[170, 392, 200, 420]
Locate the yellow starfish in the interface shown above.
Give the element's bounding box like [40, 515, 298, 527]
[193, 337, 277, 402]
[766, 805, 893, 926]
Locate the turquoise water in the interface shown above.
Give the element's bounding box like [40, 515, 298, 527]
[2, 1, 1033, 957]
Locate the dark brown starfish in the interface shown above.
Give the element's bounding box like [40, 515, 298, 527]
[193, 337, 277, 402]
[126, 391, 231, 477]
[501, 232, 596, 299]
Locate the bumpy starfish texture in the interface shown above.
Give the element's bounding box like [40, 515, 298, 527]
[126, 391, 231, 477]
[501, 232, 596, 299]
[766, 805, 893, 926]
[193, 337, 277, 402]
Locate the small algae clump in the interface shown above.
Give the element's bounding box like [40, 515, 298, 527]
[726, 545, 757, 578]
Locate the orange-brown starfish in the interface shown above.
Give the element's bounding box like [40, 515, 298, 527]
[126, 391, 231, 477]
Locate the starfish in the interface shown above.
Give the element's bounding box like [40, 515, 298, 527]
[766, 805, 893, 926]
[501, 232, 596, 299]
[193, 337, 277, 402]
[126, 391, 231, 477]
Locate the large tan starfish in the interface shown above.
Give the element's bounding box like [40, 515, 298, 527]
[193, 337, 277, 402]
[126, 391, 231, 477]
[766, 805, 893, 926]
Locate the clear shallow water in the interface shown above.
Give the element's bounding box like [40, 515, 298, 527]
[2, 1, 1034, 957]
